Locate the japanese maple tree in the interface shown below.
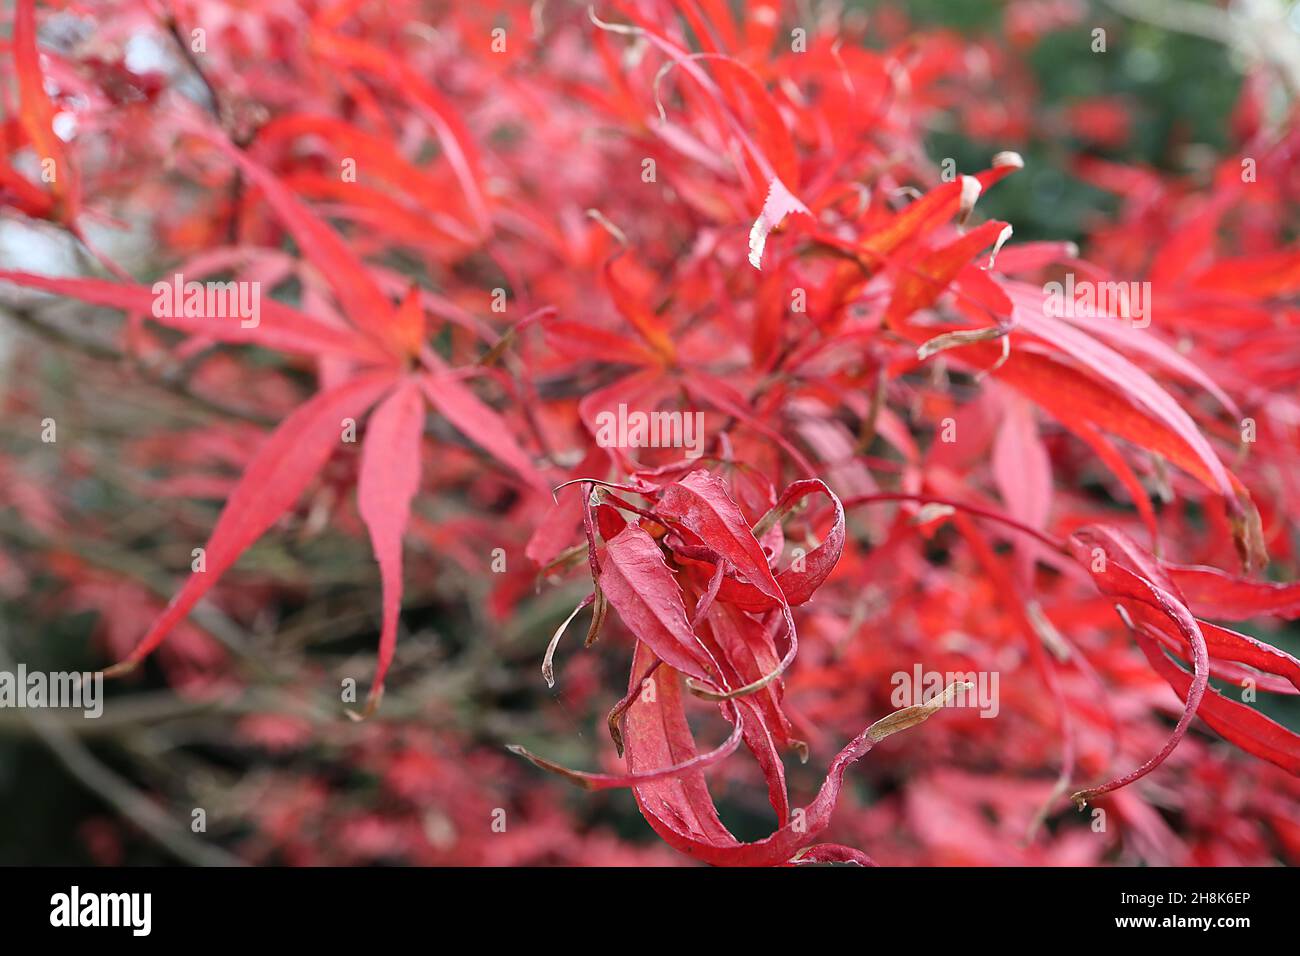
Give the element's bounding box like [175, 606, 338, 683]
[2, 0, 1298, 866]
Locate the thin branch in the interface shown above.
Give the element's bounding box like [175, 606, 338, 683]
[0, 622, 245, 866]
[1, 302, 279, 426]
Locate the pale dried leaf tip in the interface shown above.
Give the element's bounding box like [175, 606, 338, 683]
[985, 224, 1014, 270]
[542, 595, 593, 688]
[991, 332, 1011, 372]
[1114, 602, 1136, 631]
[584, 588, 608, 647]
[587, 5, 640, 36]
[345, 687, 382, 722]
[911, 502, 957, 525]
[916, 325, 1008, 360]
[829, 38, 856, 95]
[749, 176, 810, 270]
[607, 707, 626, 756]
[1027, 601, 1071, 663]
[551, 475, 616, 503]
[506, 743, 598, 791]
[586, 209, 628, 248]
[867, 680, 972, 741]
[649, 52, 733, 125]
[1230, 491, 1267, 573]
[685, 672, 755, 701]
[957, 175, 982, 226]
[991, 151, 1025, 169]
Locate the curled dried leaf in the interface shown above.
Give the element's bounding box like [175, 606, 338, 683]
[867, 680, 972, 741]
[542, 592, 595, 688]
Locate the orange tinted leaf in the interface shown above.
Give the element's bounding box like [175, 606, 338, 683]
[13, 0, 76, 218]
[882, 220, 1011, 329]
